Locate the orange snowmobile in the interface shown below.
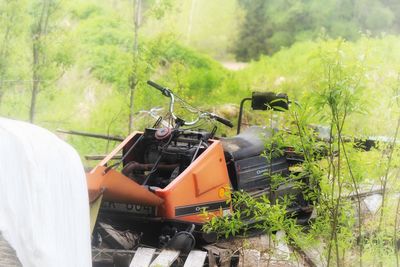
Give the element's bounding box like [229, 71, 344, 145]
[87, 81, 313, 252]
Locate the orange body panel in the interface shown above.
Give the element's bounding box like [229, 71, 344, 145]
[87, 166, 163, 206]
[86, 131, 163, 206]
[87, 131, 232, 224]
[155, 140, 231, 223]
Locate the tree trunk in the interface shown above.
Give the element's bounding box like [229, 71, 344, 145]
[29, 0, 51, 123]
[30, 41, 40, 123]
[0, 83, 3, 106]
[128, 0, 141, 133]
[0, 60, 8, 109]
[186, 0, 197, 44]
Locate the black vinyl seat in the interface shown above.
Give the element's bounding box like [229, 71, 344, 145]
[221, 126, 273, 161]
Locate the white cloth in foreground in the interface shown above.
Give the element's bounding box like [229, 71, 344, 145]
[0, 118, 91, 267]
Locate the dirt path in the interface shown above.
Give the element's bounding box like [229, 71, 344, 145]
[221, 61, 248, 71]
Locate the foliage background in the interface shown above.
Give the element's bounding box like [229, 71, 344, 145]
[1, 0, 400, 155]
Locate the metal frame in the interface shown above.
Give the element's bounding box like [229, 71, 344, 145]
[237, 97, 251, 134]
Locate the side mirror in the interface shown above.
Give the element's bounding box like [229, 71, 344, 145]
[237, 91, 289, 134]
[251, 92, 289, 111]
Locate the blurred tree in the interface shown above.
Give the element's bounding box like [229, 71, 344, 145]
[30, 0, 55, 122]
[233, 0, 270, 61]
[29, 0, 73, 122]
[234, 0, 400, 61]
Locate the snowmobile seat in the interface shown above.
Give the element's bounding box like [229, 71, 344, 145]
[221, 126, 273, 161]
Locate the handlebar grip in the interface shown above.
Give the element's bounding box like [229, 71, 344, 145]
[147, 80, 171, 97]
[147, 80, 165, 92]
[213, 115, 233, 128]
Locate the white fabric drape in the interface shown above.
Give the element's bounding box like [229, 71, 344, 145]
[0, 118, 91, 267]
